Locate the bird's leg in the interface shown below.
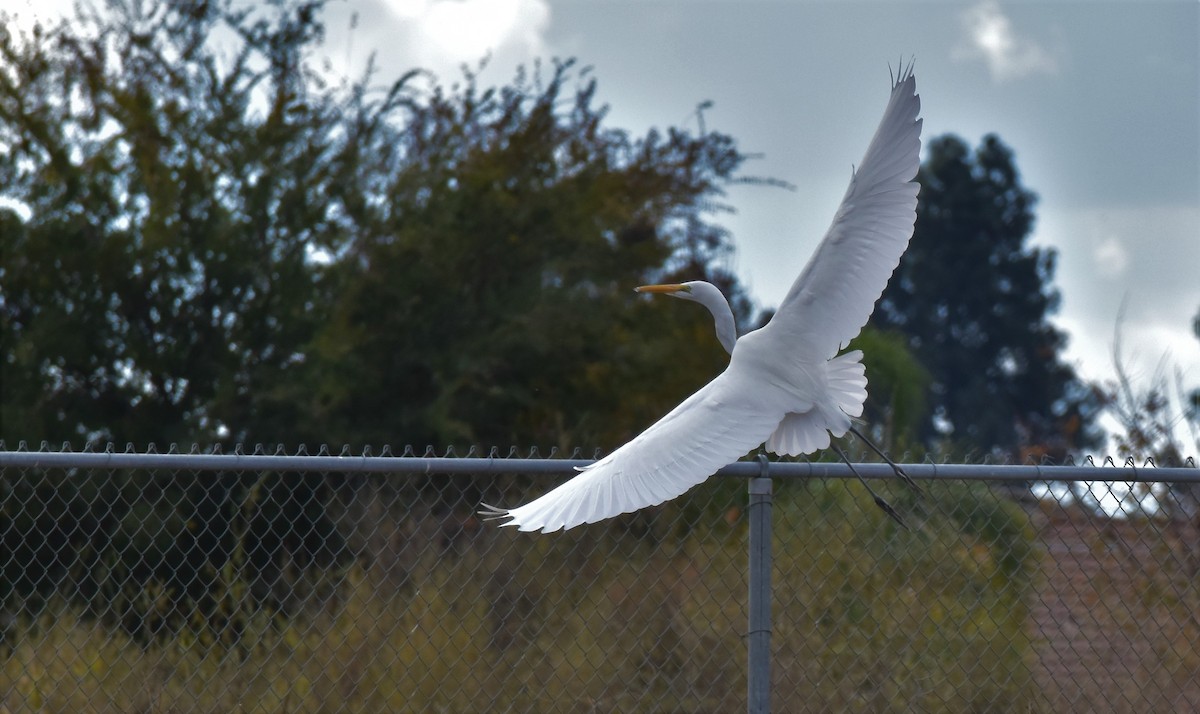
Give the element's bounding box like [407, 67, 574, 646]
[847, 425, 921, 494]
[830, 443, 908, 530]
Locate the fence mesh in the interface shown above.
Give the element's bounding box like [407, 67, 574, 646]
[2, 445, 1199, 713]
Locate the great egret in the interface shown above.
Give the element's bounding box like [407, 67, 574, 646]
[483, 66, 923, 533]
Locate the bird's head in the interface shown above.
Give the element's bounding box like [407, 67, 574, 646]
[634, 280, 737, 354]
[634, 280, 710, 303]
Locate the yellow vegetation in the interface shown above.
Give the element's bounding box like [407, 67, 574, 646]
[2, 479, 1041, 713]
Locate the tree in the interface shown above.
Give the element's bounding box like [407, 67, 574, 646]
[871, 134, 1099, 457]
[0, 0, 341, 446]
[289, 60, 757, 450]
[0, 5, 756, 452]
[849, 326, 931, 454]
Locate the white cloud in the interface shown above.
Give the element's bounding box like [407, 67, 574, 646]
[954, 0, 1059, 82]
[380, 0, 549, 73]
[1093, 236, 1128, 278]
[1039, 203, 1200, 402]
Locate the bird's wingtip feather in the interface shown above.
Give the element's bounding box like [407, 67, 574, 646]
[478, 503, 514, 524]
[889, 56, 917, 89]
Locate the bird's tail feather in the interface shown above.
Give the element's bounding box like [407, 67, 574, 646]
[826, 349, 868, 423]
[765, 350, 867, 456]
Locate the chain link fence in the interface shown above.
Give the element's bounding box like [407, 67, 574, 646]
[2, 443, 1199, 713]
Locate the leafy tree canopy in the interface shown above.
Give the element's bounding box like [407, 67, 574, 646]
[0, 0, 755, 451]
[292, 57, 762, 449]
[849, 326, 931, 455]
[872, 134, 1100, 457]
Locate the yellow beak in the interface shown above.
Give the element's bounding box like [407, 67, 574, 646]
[634, 283, 687, 294]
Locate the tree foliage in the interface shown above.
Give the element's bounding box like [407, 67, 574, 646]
[0, 1, 753, 450]
[849, 326, 931, 454]
[1, 0, 341, 445]
[290, 60, 755, 450]
[872, 134, 1099, 457]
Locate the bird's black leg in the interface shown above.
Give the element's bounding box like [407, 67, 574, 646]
[847, 425, 921, 494]
[830, 443, 908, 529]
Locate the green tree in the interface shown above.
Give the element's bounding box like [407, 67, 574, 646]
[0, 0, 340, 446]
[287, 60, 758, 450]
[849, 326, 931, 454]
[871, 134, 1099, 457]
[0, 8, 756, 452]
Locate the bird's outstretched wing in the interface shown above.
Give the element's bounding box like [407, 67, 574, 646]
[486, 68, 923, 534]
[763, 67, 922, 362]
[482, 371, 785, 533]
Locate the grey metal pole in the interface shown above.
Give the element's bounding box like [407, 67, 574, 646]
[748, 456, 772, 714]
[2, 450, 1196, 483]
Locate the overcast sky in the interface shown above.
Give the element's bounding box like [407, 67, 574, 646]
[11, 0, 1200, 443]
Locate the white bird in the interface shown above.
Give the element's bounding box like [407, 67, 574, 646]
[482, 66, 923, 533]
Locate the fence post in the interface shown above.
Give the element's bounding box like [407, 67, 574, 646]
[748, 455, 772, 714]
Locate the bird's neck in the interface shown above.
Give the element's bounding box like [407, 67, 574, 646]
[705, 298, 737, 355]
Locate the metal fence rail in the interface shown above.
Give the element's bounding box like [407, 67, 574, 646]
[4, 445, 1197, 480]
[2, 445, 1199, 713]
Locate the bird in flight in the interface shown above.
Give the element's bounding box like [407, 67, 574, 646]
[483, 65, 923, 533]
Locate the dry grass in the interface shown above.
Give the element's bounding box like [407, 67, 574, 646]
[3, 479, 1041, 713]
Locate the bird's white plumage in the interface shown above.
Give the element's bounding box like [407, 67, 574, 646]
[764, 70, 922, 362]
[764, 349, 867, 456]
[494, 371, 786, 532]
[485, 67, 922, 533]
